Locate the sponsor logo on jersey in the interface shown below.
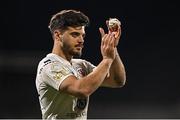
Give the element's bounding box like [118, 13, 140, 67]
[51, 63, 71, 80]
[53, 72, 63, 80]
[65, 111, 86, 118]
[76, 98, 87, 110]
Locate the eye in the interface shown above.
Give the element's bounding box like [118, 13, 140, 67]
[82, 34, 86, 38]
[71, 32, 80, 38]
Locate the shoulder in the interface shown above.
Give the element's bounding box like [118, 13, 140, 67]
[37, 54, 66, 74]
[38, 56, 54, 69]
[72, 59, 89, 66]
[38, 53, 63, 68]
[72, 59, 96, 69]
[72, 58, 86, 64]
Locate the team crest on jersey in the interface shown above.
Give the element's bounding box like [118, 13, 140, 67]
[77, 68, 85, 77]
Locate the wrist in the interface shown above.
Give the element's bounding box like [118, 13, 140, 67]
[115, 47, 118, 54]
[102, 58, 113, 64]
[115, 48, 119, 57]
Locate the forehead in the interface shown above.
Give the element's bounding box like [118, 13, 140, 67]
[66, 26, 85, 33]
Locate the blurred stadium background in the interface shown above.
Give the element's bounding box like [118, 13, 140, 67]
[0, 0, 180, 118]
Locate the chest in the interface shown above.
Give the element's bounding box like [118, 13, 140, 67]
[67, 64, 87, 79]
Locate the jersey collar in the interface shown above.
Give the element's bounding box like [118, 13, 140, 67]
[47, 53, 72, 66]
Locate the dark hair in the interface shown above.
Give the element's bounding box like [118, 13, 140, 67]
[49, 10, 89, 33]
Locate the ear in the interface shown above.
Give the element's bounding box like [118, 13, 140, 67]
[53, 30, 62, 41]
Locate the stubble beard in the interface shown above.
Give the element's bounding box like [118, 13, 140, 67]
[62, 42, 82, 58]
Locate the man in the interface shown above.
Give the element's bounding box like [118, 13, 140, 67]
[35, 9, 126, 119]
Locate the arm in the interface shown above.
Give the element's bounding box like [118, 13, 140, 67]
[60, 33, 116, 98]
[101, 48, 126, 88]
[99, 19, 126, 88]
[60, 58, 113, 98]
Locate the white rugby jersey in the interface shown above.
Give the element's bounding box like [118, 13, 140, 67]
[35, 53, 95, 119]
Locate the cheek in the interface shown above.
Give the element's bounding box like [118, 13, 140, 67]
[62, 36, 77, 49]
[62, 39, 74, 50]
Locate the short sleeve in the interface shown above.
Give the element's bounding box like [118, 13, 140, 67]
[83, 60, 96, 73]
[42, 61, 74, 90]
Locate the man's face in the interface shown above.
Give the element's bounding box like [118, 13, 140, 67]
[61, 26, 86, 57]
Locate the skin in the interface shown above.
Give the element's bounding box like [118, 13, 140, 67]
[100, 20, 126, 87]
[52, 26, 86, 61]
[51, 21, 126, 98]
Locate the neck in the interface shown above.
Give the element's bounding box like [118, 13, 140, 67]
[52, 44, 73, 62]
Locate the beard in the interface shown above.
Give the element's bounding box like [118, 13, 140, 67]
[62, 41, 82, 58]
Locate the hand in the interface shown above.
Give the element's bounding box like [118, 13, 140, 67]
[99, 28, 116, 60]
[106, 20, 121, 47]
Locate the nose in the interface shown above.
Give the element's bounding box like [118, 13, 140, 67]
[78, 36, 84, 43]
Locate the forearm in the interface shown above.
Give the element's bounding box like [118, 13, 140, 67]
[79, 58, 113, 95]
[109, 48, 126, 86]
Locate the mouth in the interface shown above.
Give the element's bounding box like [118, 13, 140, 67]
[75, 44, 84, 49]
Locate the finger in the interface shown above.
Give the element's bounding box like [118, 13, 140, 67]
[104, 34, 111, 46]
[111, 34, 115, 47]
[101, 34, 108, 46]
[106, 20, 111, 34]
[113, 26, 121, 38]
[108, 33, 114, 47]
[99, 27, 105, 38]
[106, 20, 109, 28]
[117, 26, 121, 38]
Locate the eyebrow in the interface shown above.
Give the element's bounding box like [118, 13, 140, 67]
[70, 32, 86, 37]
[70, 32, 80, 35]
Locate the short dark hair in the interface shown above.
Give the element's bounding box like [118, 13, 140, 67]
[49, 9, 89, 33]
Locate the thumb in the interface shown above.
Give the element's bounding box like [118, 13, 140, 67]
[99, 27, 105, 38]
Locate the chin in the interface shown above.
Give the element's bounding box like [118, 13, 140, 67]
[73, 51, 82, 58]
[69, 51, 80, 57]
[70, 49, 82, 58]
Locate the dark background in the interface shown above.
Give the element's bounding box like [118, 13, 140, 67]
[1, 0, 180, 119]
